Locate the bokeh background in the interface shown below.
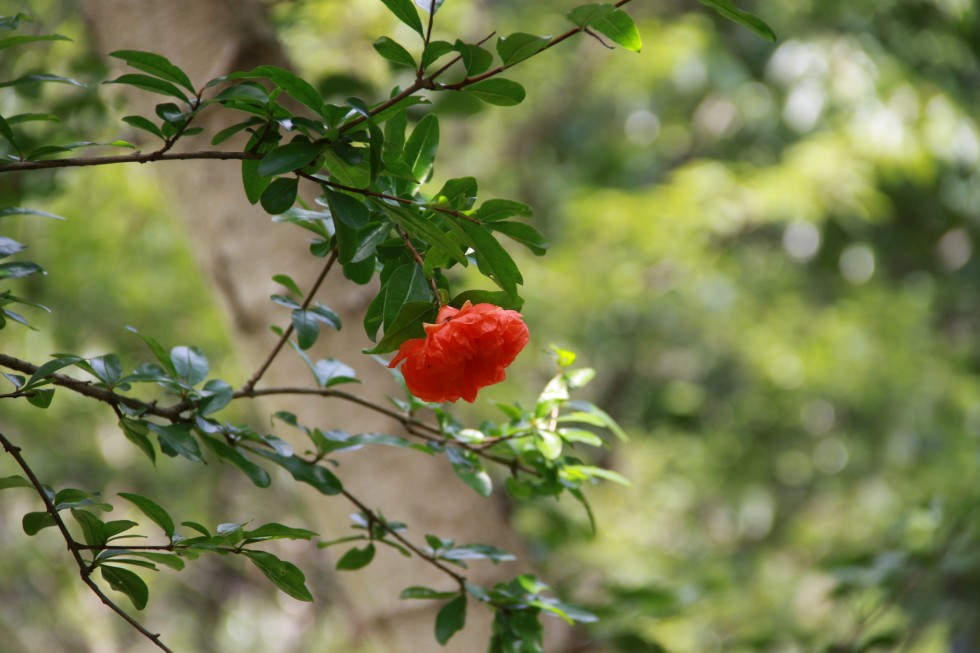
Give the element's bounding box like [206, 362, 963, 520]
[2, 0, 979, 651]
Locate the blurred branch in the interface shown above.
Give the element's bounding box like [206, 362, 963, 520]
[0, 430, 175, 653]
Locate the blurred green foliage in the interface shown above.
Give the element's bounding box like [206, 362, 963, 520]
[2, 0, 979, 651]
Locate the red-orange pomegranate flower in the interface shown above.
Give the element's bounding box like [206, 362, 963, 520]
[388, 301, 530, 403]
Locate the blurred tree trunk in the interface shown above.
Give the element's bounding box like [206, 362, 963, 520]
[78, 2, 536, 651]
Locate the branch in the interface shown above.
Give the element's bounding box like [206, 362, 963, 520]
[0, 431, 174, 653]
[0, 149, 256, 173]
[241, 248, 339, 393]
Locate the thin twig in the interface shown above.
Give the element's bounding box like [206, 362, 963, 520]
[396, 225, 442, 300]
[0, 149, 256, 173]
[241, 248, 339, 393]
[0, 431, 174, 653]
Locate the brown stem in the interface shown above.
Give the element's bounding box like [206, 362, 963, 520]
[0, 149, 257, 173]
[0, 431, 174, 653]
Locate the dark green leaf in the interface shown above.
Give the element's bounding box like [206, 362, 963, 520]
[210, 117, 264, 145]
[121, 115, 164, 139]
[0, 114, 18, 151]
[292, 309, 320, 350]
[23, 511, 56, 536]
[435, 177, 478, 210]
[118, 419, 156, 463]
[126, 326, 177, 378]
[400, 586, 459, 600]
[229, 65, 323, 116]
[71, 509, 107, 546]
[0, 74, 85, 89]
[590, 8, 643, 52]
[89, 353, 124, 386]
[458, 221, 523, 299]
[376, 202, 467, 265]
[463, 78, 526, 107]
[147, 423, 202, 462]
[197, 378, 233, 415]
[109, 50, 195, 92]
[253, 450, 343, 495]
[260, 177, 299, 215]
[489, 221, 549, 255]
[403, 113, 439, 183]
[100, 550, 185, 571]
[0, 207, 65, 221]
[26, 388, 54, 408]
[336, 543, 376, 570]
[697, 0, 777, 41]
[243, 523, 318, 541]
[201, 435, 271, 487]
[258, 140, 322, 176]
[435, 595, 467, 645]
[244, 550, 314, 602]
[104, 520, 140, 539]
[379, 0, 425, 36]
[101, 566, 149, 610]
[118, 493, 174, 536]
[475, 199, 532, 222]
[272, 273, 304, 298]
[497, 33, 551, 67]
[325, 190, 369, 229]
[171, 345, 208, 386]
[421, 40, 455, 70]
[0, 261, 44, 280]
[450, 289, 524, 311]
[454, 40, 493, 76]
[363, 300, 436, 355]
[242, 158, 272, 205]
[373, 36, 417, 68]
[23, 356, 82, 390]
[105, 74, 189, 101]
[351, 222, 391, 263]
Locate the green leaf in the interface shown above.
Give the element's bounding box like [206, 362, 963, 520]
[312, 358, 360, 388]
[260, 177, 299, 215]
[253, 450, 343, 495]
[118, 492, 174, 537]
[458, 221, 523, 299]
[0, 13, 32, 30]
[100, 550, 185, 571]
[0, 207, 66, 221]
[0, 74, 85, 89]
[101, 566, 149, 610]
[71, 508, 107, 546]
[490, 221, 549, 255]
[0, 475, 31, 490]
[336, 543, 376, 571]
[376, 202, 467, 265]
[0, 114, 19, 152]
[363, 300, 436, 355]
[450, 289, 524, 311]
[243, 523, 318, 541]
[242, 158, 272, 205]
[401, 586, 459, 600]
[258, 140, 322, 176]
[373, 36, 417, 68]
[126, 326, 178, 378]
[22, 511, 56, 536]
[497, 33, 551, 67]
[171, 345, 209, 386]
[104, 519, 140, 539]
[292, 309, 320, 350]
[379, 0, 425, 36]
[403, 113, 440, 183]
[229, 65, 323, 116]
[475, 199, 532, 222]
[447, 448, 492, 497]
[121, 115, 164, 139]
[23, 356, 82, 390]
[697, 0, 777, 41]
[590, 8, 643, 52]
[109, 50, 195, 92]
[382, 263, 432, 331]
[0, 237, 24, 258]
[147, 423, 203, 462]
[272, 273, 304, 298]
[200, 435, 271, 488]
[435, 595, 467, 645]
[105, 74, 189, 101]
[421, 40, 455, 70]
[0, 261, 44, 280]
[244, 550, 314, 602]
[26, 388, 54, 408]
[89, 353, 124, 386]
[454, 41, 493, 76]
[568, 400, 629, 441]
[462, 78, 526, 107]
[566, 3, 616, 28]
[325, 190, 370, 229]
[435, 177, 478, 210]
[0, 33, 70, 51]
